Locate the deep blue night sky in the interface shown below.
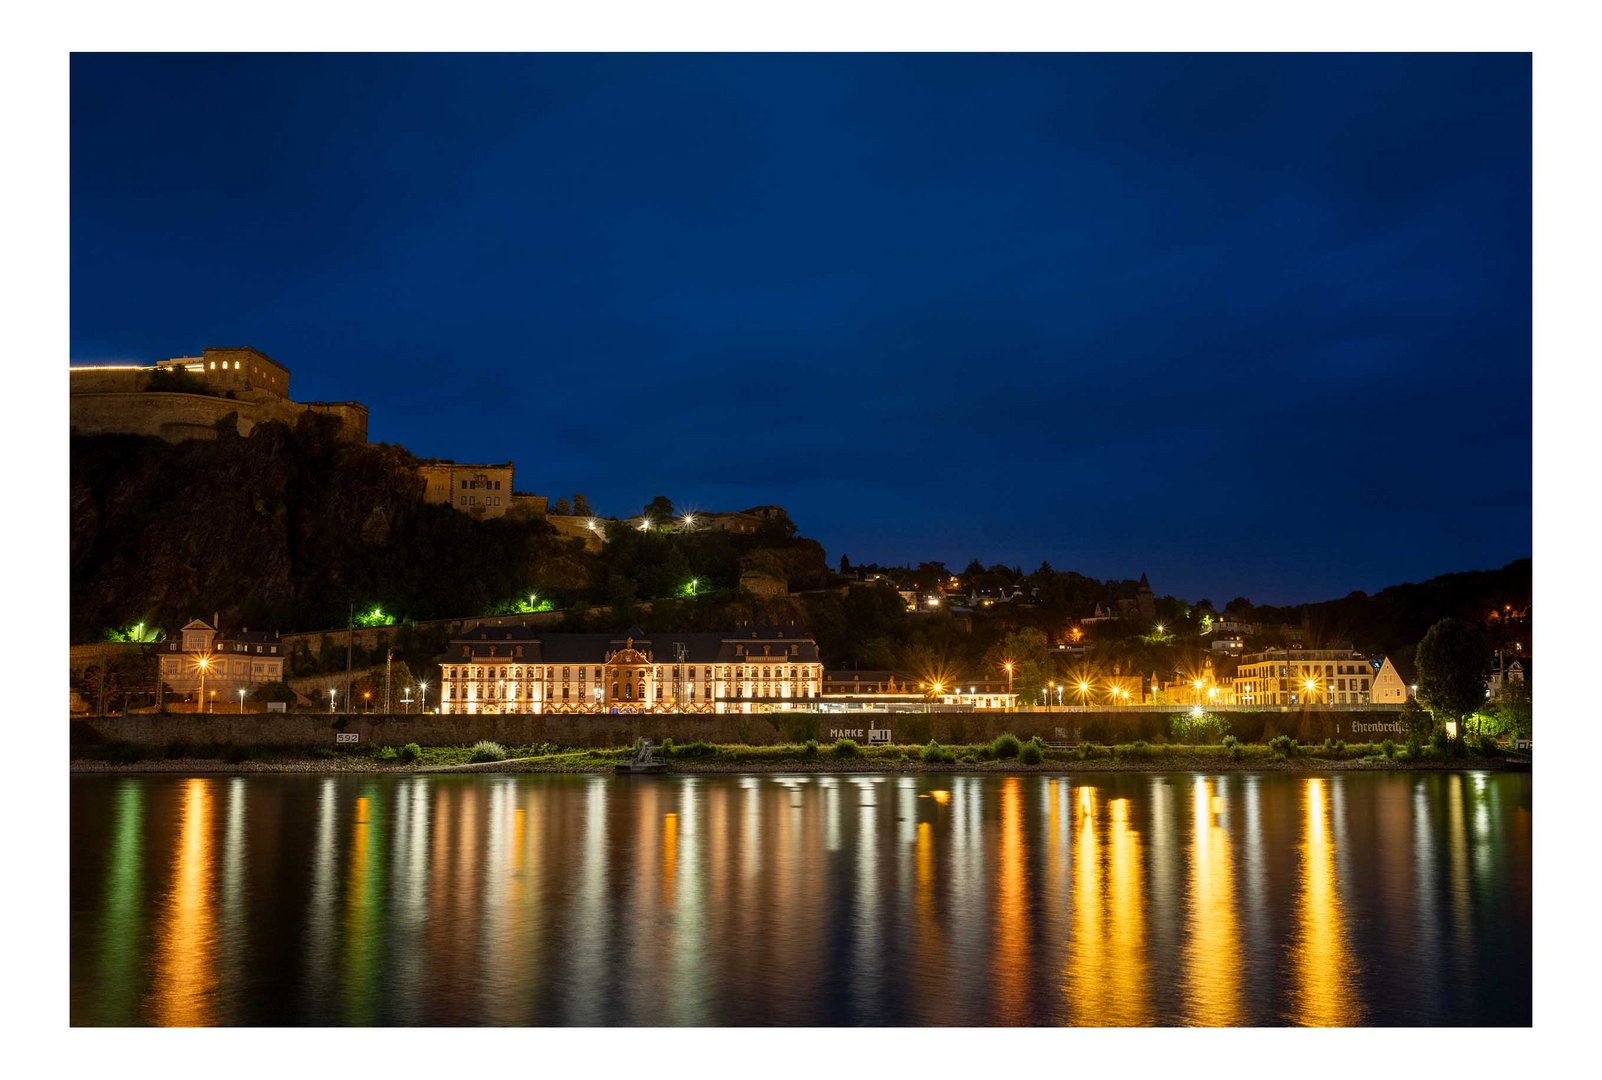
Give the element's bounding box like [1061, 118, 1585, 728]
[70, 54, 1530, 605]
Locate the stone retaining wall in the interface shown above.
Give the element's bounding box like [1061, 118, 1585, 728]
[72, 705, 1407, 750]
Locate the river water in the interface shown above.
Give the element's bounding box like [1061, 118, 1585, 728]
[69, 770, 1531, 1026]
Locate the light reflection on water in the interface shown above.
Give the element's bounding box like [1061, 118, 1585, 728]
[70, 770, 1532, 1027]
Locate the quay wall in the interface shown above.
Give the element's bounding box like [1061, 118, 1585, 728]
[72, 706, 1409, 751]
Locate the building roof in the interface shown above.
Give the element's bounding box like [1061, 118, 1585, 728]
[443, 626, 819, 664]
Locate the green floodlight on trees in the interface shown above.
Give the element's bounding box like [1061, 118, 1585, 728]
[354, 606, 396, 628]
[105, 622, 165, 643]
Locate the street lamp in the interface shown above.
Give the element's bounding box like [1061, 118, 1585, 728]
[1002, 660, 1014, 709]
[193, 653, 212, 713]
[238, 688, 246, 714]
[418, 680, 430, 713]
[363, 690, 373, 713]
[329, 688, 338, 714]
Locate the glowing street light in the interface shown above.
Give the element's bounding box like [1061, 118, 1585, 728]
[192, 653, 212, 713]
[417, 680, 430, 713]
[329, 687, 338, 714]
[238, 687, 247, 714]
[363, 690, 373, 712]
[639, 516, 652, 532]
[682, 513, 696, 528]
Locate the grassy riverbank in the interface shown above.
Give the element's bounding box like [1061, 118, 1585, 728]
[70, 735, 1530, 774]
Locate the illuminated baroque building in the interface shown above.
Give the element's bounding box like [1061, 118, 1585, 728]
[438, 625, 821, 714]
[157, 618, 286, 704]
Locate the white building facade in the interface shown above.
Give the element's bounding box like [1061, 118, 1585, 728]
[439, 625, 822, 715]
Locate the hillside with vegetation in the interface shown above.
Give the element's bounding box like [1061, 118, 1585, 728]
[70, 414, 828, 644]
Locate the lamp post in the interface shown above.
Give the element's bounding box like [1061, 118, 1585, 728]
[1003, 661, 1014, 710]
[238, 688, 246, 714]
[329, 688, 338, 714]
[194, 654, 211, 713]
[418, 680, 430, 714]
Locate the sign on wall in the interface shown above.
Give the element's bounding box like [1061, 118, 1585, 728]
[335, 732, 360, 744]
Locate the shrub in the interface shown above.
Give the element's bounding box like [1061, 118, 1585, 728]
[1172, 710, 1232, 744]
[671, 740, 716, 758]
[1268, 734, 1299, 759]
[1381, 739, 1396, 759]
[1019, 739, 1044, 765]
[1393, 748, 1412, 763]
[1228, 743, 1243, 761]
[470, 740, 507, 763]
[661, 737, 674, 755]
[803, 738, 819, 757]
[991, 733, 1022, 759]
[399, 742, 422, 763]
[1333, 740, 1346, 754]
[377, 745, 398, 762]
[1421, 745, 1445, 761]
[833, 738, 861, 758]
[920, 740, 948, 763]
[1406, 735, 1424, 759]
[1476, 734, 1500, 756]
[1221, 734, 1239, 749]
[960, 753, 977, 764]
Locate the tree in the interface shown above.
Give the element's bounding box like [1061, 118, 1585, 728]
[1482, 677, 1532, 742]
[572, 493, 592, 516]
[1414, 618, 1494, 734]
[550, 497, 572, 515]
[839, 553, 852, 575]
[982, 627, 1051, 702]
[643, 495, 675, 521]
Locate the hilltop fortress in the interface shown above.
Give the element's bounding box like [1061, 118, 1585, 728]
[70, 345, 791, 547]
[70, 346, 368, 444]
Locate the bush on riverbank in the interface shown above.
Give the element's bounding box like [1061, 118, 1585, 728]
[991, 733, 1021, 759]
[833, 738, 861, 758]
[1019, 737, 1044, 765]
[470, 740, 507, 763]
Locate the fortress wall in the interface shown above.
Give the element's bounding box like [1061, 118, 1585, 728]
[69, 369, 152, 394]
[69, 392, 260, 442]
[70, 391, 368, 444]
